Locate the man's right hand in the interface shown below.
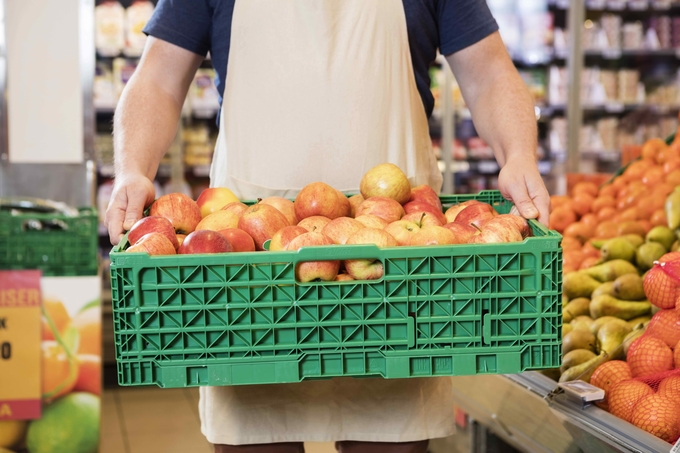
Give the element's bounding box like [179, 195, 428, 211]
[105, 174, 156, 245]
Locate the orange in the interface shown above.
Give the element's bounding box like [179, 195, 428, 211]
[646, 310, 680, 348]
[69, 307, 101, 357]
[627, 336, 674, 377]
[563, 250, 585, 270]
[74, 354, 101, 396]
[571, 193, 594, 217]
[550, 195, 571, 209]
[582, 241, 601, 258]
[572, 181, 599, 198]
[608, 380, 654, 422]
[549, 206, 577, 233]
[635, 196, 657, 220]
[624, 161, 652, 181]
[595, 221, 618, 239]
[666, 169, 680, 186]
[663, 158, 680, 174]
[563, 265, 578, 275]
[675, 340, 680, 368]
[642, 166, 665, 186]
[563, 222, 595, 244]
[599, 184, 617, 198]
[42, 298, 70, 341]
[653, 183, 674, 199]
[619, 207, 639, 221]
[617, 221, 646, 236]
[597, 206, 617, 222]
[658, 376, 680, 400]
[561, 236, 582, 251]
[580, 213, 598, 227]
[650, 209, 668, 227]
[579, 256, 600, 270]
[641, 138, 668, 162]
[592, 196, 616, 212]
[638, 219, 653, 234]
[590, 360, 632, 410]
[42, 341, 77, 401]
[630, 394, 680, 443]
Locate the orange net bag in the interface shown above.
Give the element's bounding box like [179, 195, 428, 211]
[644, 258, 680, 310]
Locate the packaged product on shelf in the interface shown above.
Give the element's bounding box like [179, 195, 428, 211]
[622, 22, 645, 50]
[601, 14, 622, 49]
[548, 65, 567, 105]
[598, 117, 619, 151]
[112, 58, 138, 100]
[95, 1, 125, 57]
[549, 117, 567, 153]
[189, 69, 221, 114]
[93, 63, 116, 110]
[618, 69, 641, 104]
[124, 0, 155, 57]
[600, 69, 618, 102]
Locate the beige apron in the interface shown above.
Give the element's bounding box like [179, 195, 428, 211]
[202, 0, 452, 445]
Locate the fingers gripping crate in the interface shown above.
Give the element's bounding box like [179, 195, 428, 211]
[111, 191, 563, 388]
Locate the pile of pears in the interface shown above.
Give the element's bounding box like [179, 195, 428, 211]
[550, 226, 677, 383]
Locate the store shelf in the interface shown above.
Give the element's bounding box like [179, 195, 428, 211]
[584, 48, 680, 59]
[552, 0, 680, 11]
[438, 160, 553, 176]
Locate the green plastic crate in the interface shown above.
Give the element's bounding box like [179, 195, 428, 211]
[110, 190, 562, 388]
[0, 207, 99, 276]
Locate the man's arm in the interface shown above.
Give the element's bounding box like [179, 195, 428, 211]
[105, 37, 203, 244]
[446, 32, 550, 225]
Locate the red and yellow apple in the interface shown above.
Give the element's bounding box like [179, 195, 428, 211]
[402, 201, 447, 225]
[409, 184, 442, 211]
[285, 232, 340, 282]
[384, 220, 421, 246]
[444, 200, 481, 223]
[149, 193, 202, 234]
[176, 234, 187, 247]
[127, 232, 177, 255]
[195, 210, 240, 232]
[269, 226, 308, 251]
[360, 163, 411, 204]
[178, 230, 233, 254]
[467, 218, 523, 244]
[494, 214, 531, 238]
[454, 203, 497, 228]
[442, 222, 478, 244]
[348, 194, 365, 218]
[221, 201, 249, 218]
[335, 273, 355, 282]
[355, 196, 405, 223]
[408, 226, 456, 246]
[294, 182, 350, 220]
[344, 228, 398, 280]
[128, 216, 179, 250]
[355, 214, 389, 229]
[260, 196, 298, 226]
[238, 204, 290, 251]
[196, 187, 239, 218]
[321, 217, 365, 244]
[402, 212, 443, 227]
[217, 228, 255, 252]
[298, 216, 332, 232]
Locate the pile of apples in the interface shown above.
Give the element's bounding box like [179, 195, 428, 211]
[124, 163, 530, 282]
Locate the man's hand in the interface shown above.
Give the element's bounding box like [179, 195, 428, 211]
[498, 156, 551, 226]
[105, 174, 156, 245]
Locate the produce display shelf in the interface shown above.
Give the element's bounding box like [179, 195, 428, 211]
[110, 190, 563, 388]
[0, 207, 99, 277]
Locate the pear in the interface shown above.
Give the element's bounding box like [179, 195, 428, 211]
[623, 327, 646, 357]
[621, 234, 644, 248]
[562, 294, 569, 307]
[563, 328, 596, 354]
[651, 305, 662, 316]
[563, 272, 601, 299]
[562, 323, 573, 338]
[562, 297, 591, 323]
[665, 186, 680, 230]
[636, 242, 666, 271]
[582, 260, 638, 282]
[646, 226, 675, 251]
[601, 238, 636, 262]
[591, 282, 615, 298]
[558, 352, 608, 383]
[571, 315, 595, 332]
[612, 274, 645, 301]
[560, 349, 597, 374]
[590, 239, 606, 250]
[672, 240, 679, 252]
[627, 315, 651, 329]
[589, 295, 652, 320]
[590, 316, 622, 335]
[596, 318, 632, 360]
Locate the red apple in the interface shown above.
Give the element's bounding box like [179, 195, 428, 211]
[176, 234, 187, 247]
[294, 182, 350, 221]
[344, 228, 398, 280]
[221, 201, 249, 218]
[402, 201, 447, 225]
[408, 226, 456, 246]
[444, 200, 482, 223]
[260, 196, 298, 226]
[178, 230, 233, 254]
[321, 217, 365, 244]
[128, 216, 179, 250]
[269, 226, 308, 251]
[335, 273, 355, 282]
[217, 228, 255, 252]
[401, 212, 443, 227]
[196, 187, 239, 218]
[442, 223, 478, 244]
[127, 232, 177, 255]
[493, 214, 531, 238]
[238, 204, 290, 251]
[384, 220, 421, 246]
[355, 196, 405, 223]
[150, 193, 202, 234]
[454, 203, 497, 228]
[409, 184, 442, 211]
[467, 221, 523, 244]
[298, 216, 332, 232]
[360, 163, 411, 204]
[354, 215, 389, 229]
[285, 232, 340, 282]
[195, 210, 240, 232]
[348, 194, 364, 218]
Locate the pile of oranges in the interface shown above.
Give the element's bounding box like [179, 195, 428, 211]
[550, 135, 680, 274]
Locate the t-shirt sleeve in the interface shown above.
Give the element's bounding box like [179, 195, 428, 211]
[437, 0, 499, 56]
[143, 0, 212, 56]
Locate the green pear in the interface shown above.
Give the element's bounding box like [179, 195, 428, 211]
[591, 282, 615, 298]
[559, 352, 608, 383]
[596, 318, 632, 359]
[601, 238, 636, 262]
[672, 240, 679, 252]
[589, 295, 652, 320]
[646, 226, 675, 251]
[582, 260, 638, 282]
[651, 305, 662, 316]
[636, 242, 667, 271]
[562, 297, 591, 323]
[627, 315, 651, 329]
[563, 272, 601, 299]
[590, 316, 622, 335]
[560, 349, 597, 374]
[563, 329, 596, 355]
[571, 315, 595, 332]
[621, 234, 645, 248]
[612, 274, 645, 301]
[562, 323, 573, 338]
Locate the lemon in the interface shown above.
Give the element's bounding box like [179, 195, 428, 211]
[0, 420, 26, 448]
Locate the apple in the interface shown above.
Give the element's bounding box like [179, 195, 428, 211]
[335, 273, 355, 282]
[444, 200, 482, 223]
[176, 234, 187, 247]
[217, 228, 255, 252]
[196, 187, 240, 218]
[402, 201, 447, 225]
[360, 163, 411, 204]
[442, 222, 478, 244]
[269, 225, 308, 251]
[454, 203, 497, 228]
[221, 201, 249, 218]
[321, 217, 365, 244]
[294, 182, 350, 220]
[298, 216, 332, 232]
[178, 230, 233, 254]
[238, 204, 290, 251]
[285, 232, 339, 282]
[127, 232, 177, 255]
[408, 226, 456, 246]
[467, 220, 523, 244]
[260, 196, 298, 226]
[344, 228, 398, 280]
[409, 184, 442, 211]
[493, 214, 531, 238]
[195, 210, 240, 232]
[348, 194, 365, 218]
[128, 216, 179, 250]
[401, 211, 443, 227]
[150, 193, 202, 234]
[384, 220, 421, 246]
[355, 196, 405, 223]
[354, 215, 389, 229]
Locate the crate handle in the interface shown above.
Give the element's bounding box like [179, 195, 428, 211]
[291, 244, 385, 262]
[482, 312, 491, 345]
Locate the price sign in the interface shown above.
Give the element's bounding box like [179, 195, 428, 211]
[0, 270, 42, 420]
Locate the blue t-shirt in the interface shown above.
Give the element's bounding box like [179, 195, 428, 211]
[144, 0, 498, 118]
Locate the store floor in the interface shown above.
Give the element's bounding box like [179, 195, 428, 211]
[102, 387, 471, 453]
